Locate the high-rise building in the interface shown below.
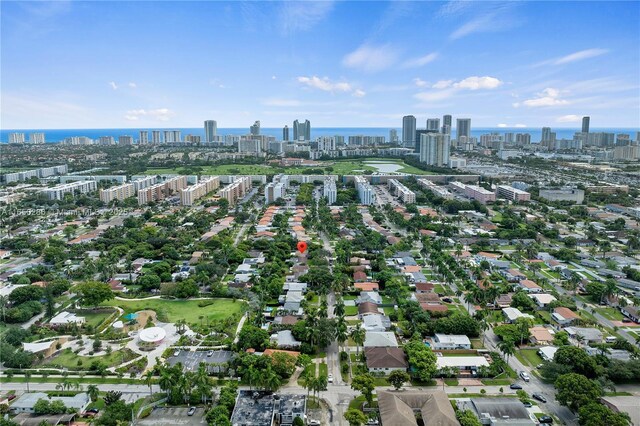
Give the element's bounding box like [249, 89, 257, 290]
[426, 118, 440, 131]
[8, 133, 25, 144]
[250, 121, 261, 136]
[204, 120, 217, 142]
[419, 133, 450, 167]
[389, 129, 398, 144]
[139, 131, 149, 145]
[516, 133, 531, 145]
[283, 125, 290, 141]
[442, 115, 452, 135]
[98, 136, 115, 145]
[582, 116, 590, 133]
[163, 130, 181, 143]
[29, 133, 45, 144]
[414, 129, 438, 153]
[151, 130, 161, 144]
[355, 176, 375, 205]
[323, 178, 337, 205]
[504, 133, 514, 144]
[402, 115, 417, 148]
[118, 135, 134, 145]
[293, 119, 311, 141]
[456, 118, 471, 141]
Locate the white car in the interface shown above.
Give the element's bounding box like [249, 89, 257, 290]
[328, 374, 333, 383]
[519, 371, 530, 382]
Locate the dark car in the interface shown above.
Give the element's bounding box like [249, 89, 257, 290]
[510, 383, 523, 390]
[532, 393, 547, 403]
[539, 415, 553, 423]
[522, 401, 533, 408]
[87, 408, 99, 414]
[187, 407, 196, 416]
[442, 297, 453, 303]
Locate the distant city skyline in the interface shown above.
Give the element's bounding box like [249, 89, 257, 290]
[1, 1, 639, 129]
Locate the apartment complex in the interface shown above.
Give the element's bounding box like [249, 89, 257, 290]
[388, 179, 416, 204]
[355, 176, 375, 205]
[496, 185, 531, 202]
[265, 174, 288, 204]
[180, 176, 220, 206]
[464, 185, 496, 204]
[99, 183, 135, 203]
[3, 165, 68, 183]
[219, 176, 252, 206]
[323, 178, 337, 205]
[417, 178, 453, 199]
[137, 176, 187, 205]
[42, 180, 97, 200]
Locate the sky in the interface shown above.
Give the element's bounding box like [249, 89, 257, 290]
[1, 1, 639, 129]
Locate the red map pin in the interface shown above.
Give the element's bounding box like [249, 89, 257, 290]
[297, 241, 307, 254]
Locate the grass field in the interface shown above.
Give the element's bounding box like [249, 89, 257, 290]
[595, 307, 624, 321]
[43, 348, 138, 369]
[144, 158, 434, 177]
[83, 311, 115, 329]
[516, 349, 544, 367]
[101, 298, 244, 325]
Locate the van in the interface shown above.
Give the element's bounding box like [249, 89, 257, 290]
[605, 336, 617, 343]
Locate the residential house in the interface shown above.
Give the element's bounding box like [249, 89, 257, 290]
[620, 306, 639, 323]
[552, 307, 580, 325]
[363, 315, 391, 332]
[364, 347, 408, 373]
[538, 346, 559, 362]
[431, 334, 471, 350]
[415, 282, 435, 293]
[518, 279, 542, 293]
[269, 330, 301, 348]
[436, 356, 490, 374]
[529, 326, 555, 345]
[353, 271, 367, 282]
[49, 312, 85, 326]
[377, 391, 458, 426]
[564, 327, 603, 344]
[354, 282, 379, 292]
[494, 294, 513, 309]
[10, 393, 90, 414]
[363, 331, 398, 348]
[502, 307, 534, 324]
[529, 293, 557, 308]
[358, 302, 382, 318]
[355, 291, 382, 305]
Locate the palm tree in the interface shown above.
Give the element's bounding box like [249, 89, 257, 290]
[87, 384, 99, 402]
[195, 363, 211, 404]
[143, 370, 154, 396]
[576, 334, 585, 348]
[497, 339, 516, 364]
[336, 320, 348, 352]
[350, 324, 365, 357]
[0, 295, 8, 322]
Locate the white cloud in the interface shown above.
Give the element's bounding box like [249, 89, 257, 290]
[109, 81, 118, 90]
[262, 98, 302, 107]
[432, 80, 454, 89]
[514, 88, 569, 107]
[352, 89, 366, 98]
[342, 44, 398, 72]
[128, 82, 137, 88]
[415, 76, 503, 103]
[554, 48, 608, 65]
[297, 75, 361, 96]
[556, 114, 581, 123]
[124, 108, 173, 122]
[271, 75, 277, 80]
[437, 1, 471, 18]
[497, 123, 508, 128]
[413, 78, 428, 88]
[453, 76, 502, 90]
[280, 1, 334, 34]
[449, 3, 520, 40]
[402, 52, 438, 68]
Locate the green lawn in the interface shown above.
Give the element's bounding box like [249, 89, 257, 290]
[595, 307, 624, 321]
[517, 349, 543, 367]
[344, 306, 359, 316]
[83, 311, 115, 329]
[43, 348, 139, 369]
[101, 298, 244, 325]
[319, 363, 328, 377]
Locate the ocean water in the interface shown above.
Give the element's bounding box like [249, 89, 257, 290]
[1, 127, 637, 144]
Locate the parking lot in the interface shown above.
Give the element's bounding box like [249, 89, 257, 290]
[138, 407, 206, 426]
[167, 350, 233, 372]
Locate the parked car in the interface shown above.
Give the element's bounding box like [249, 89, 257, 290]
[328, 374, 334, 383]
[532, 393, 547, 403]
[522, 401, 533, 408]
[510, 383, 523, 390]
[174, 350, 180, 357]
[519, 371, 530, 382]
[87, 409, 99, 414]
[442, 297, 453, 303]
[187, 407, 196, 416]
[538, 415, 553, 423]
[308, 420, 321, 426]
[207, 350, 214, 357]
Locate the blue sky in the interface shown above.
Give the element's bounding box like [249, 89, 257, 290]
[2, 1, 639, 129]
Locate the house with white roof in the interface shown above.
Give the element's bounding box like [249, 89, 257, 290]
[363, 331, 398, 348]
[529, 293, 557, 308]
[502, 307, 534, 324]
[431, 334, 471, 350]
